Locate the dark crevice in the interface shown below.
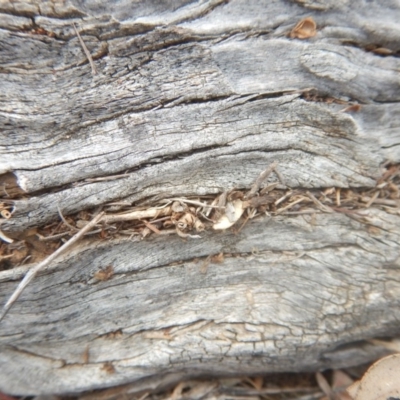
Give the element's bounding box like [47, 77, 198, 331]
[7, 89, 300, 149]
[51, 93, 236, 136]
[371, 99, 400, 105]
[245, 91, 301, 101]
[223, 146, 322, 160]
[26, 91, 234, 147]
[299, 89, 362, 106]
[381, 143, 400, 150]
[9, 138, 379, 200]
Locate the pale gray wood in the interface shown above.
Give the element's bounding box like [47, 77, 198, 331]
[4, 96, 394, 232]
[1, 210, 399, 395]
[1, 0, 400, 396]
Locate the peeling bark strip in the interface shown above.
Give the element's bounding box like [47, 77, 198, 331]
[1, 0, 400, 397]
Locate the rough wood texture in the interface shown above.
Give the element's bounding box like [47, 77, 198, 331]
[1, 0, 400, 396]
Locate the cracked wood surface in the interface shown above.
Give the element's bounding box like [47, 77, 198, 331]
[1, 0, 400, 396]
[1, 211, 400, 395]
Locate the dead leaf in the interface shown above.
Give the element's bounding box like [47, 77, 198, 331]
[94, 265, 114, 281]
[213, 199, 244, 230]
[194, 218, 205, 232]
[141, 227, 151, 238]
[228, 190, 244, 201]
[347, 354, 400, 400]
[211, 252, 224, 263]
[177, 213, 196, 230]
[290, 17, 317, 39]
[172, 201, 187, 213]
[372, 47, 393, 55]
[341, 104, 362, 113]
[225, 201, 237, 222]
[101, 362, 115, 374]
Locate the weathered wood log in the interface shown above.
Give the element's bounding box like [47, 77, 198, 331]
[1, 0, 400, 396]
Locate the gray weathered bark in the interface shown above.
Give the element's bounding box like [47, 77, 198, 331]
[1, 0, 400, 396]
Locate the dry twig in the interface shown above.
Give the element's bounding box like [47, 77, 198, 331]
[73, 22, 97, 75]
[307, 191, 334, 213]
[0, 211, 104, 323]
[169, 198, 224, 209]
[246, 162, 278, 198]
[57, 205, 79, 232]
[363, 191, 380, 208]
[104, 207, 172, 223]
[275, 197, 307, 214]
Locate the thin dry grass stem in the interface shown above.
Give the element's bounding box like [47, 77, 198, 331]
[175, 227, 201, 239]
[364, 190, 380, 208]
[72, 22, 97, 75]
[170, 382, 185, 400]
[36, 231, 71, 241]
[58, 205, 79, 231]
[246, 376, 264, 391]
[237, 207, 257, 233]
[380, 199, 395, 210]
[336, 188, 341, 206]
[104, 207, 172, 223]
[307, 191, 334, 213]
[246, 162, 278, 198]
[169, 198, 225, 209]
[275, 197, 307, 215]
[281, 209, 321, 215]
[198, 211, 214, 222]
[85, 227, 113, 236]
[141, 220, 161, 234]
[362, 198, 399, 206]
[377, 164, 399, 185]
[275, 191, 293, 206]
[158, 229, 177, 236]
[260, 182, 279, 195]
[388, 181, 399, 194]
[331, 207, 367, 217]
[149, 216, 170, 224]
[274, 165, 285, 186]
[0, 229, 14, 244]
[315, 372, 334, 400]
[153, 200, 174, 209]
[0, 211, 104, 323]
